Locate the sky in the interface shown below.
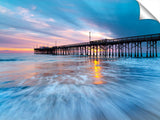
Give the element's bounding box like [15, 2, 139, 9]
[0, 0, 160, 53]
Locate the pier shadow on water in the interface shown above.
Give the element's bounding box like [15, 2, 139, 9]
[0, 54, 160, 120]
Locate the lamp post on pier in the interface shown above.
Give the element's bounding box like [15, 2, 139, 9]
[89, 32, 91, 42]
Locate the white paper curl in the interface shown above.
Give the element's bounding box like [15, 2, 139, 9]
[137, 0, 160, 23]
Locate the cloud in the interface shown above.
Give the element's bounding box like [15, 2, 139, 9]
[0, 5, 14, 14]
[31, 5, 37, 10]
[0, 0, 160, 53]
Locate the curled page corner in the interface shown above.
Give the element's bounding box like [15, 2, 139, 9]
[136, 0, 160, 23]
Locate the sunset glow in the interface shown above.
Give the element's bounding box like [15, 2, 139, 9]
[0, 47, 33, 53]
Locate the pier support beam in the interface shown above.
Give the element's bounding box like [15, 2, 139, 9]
[109, 45, 111, 58]
[118, 44, 120, 58]
[93, 46, 95, 56]
[134, 43, 136, 58]
[125, 43, 127, 57]
[150, 41, 152, 57]
[137, 42, 139, 58]
[112, 45, 114, 58]
[146, 41, 148, 58]
[96, 45, 98, 57]
[121, 44, 124, 57]
[128, 43, 130, 57]
[155, 41, 158, 57]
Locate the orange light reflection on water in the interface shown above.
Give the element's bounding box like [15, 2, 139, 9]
[93, 60, 106, 85]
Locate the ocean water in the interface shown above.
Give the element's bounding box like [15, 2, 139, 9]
[0, 53, 160, 120]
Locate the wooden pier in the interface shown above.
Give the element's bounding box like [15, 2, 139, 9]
[34, 33, 160, 58]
